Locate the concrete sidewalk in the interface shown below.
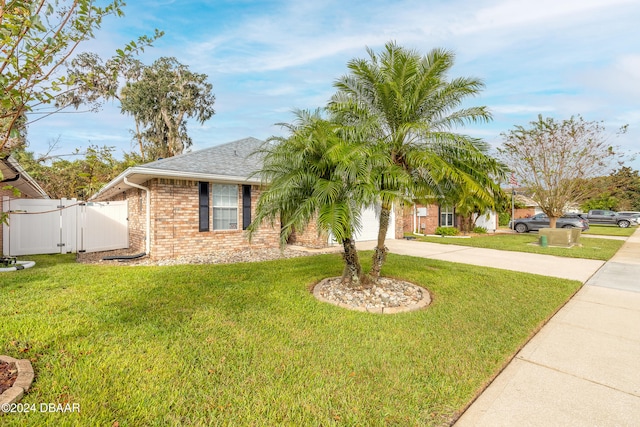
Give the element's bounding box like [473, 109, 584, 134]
[358, 231, 640, 426]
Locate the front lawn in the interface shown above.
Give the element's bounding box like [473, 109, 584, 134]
[1, 253, 580, 426]
[411, 233, 623, 260]
[582, 224, 637, 237]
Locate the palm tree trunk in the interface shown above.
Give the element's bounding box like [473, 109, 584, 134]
[342, 238, 364, 287]
[370, 204, 391, 279]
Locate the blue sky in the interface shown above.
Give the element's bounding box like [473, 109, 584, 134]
[27, 0, 640, 170]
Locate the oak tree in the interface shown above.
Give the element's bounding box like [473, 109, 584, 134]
[120, 57, 215, 159]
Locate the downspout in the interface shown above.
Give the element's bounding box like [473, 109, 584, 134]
[413, 204, 417, 234]
[124, 177, 150, 255]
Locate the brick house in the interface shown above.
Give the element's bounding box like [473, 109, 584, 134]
[512, 194, 543, 219]
[91, 137, 404, 260]
[1, 155, 49, 255]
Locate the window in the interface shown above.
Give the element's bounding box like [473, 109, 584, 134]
[198, 182, 209, 232]
[440, 205, 455, 227]
[213, 184, 238, 230]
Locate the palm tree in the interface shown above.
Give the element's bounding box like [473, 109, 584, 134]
[329, 42, 504, 278]
[248, 109, 377, 287]
[428, 137, 509, 233]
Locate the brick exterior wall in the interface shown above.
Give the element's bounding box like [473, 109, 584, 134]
[109, 187, 146, 254]
[100, 179, 410, 259]
[514, 207, 536, 219]
[107, 179, 281, 260]
[403, 203, 440, 235]
[288, 217, 330, 248]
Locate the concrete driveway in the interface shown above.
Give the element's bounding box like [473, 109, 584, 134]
[356, 238, 604, 282]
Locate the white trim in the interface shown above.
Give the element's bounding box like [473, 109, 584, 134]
[440, 205, 455, 227]
[90, 167, 261, 201]
[212, 183, 239, 230]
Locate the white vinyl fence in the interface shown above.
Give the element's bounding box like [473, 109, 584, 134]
[474, 210, 498, 232]
[2, 197, 128, 256]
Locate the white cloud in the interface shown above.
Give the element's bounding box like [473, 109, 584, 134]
[456, 0, 636, 34]
[617, 110, 640, 124]
[491, 104, 556, 114]
[577, 54, 640, 99]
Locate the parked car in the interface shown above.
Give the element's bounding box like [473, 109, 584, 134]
[617, 211, 640, 219]
[586, 210, 638, 228]
[510, 213, 590, 233]
[564, 212, 589, 221]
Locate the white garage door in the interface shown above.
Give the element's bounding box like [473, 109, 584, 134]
[353, 205, 395, 242]
[326, 205, 396, 244]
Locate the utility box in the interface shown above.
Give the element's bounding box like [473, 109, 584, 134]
[538, 228, 581, 247]
[569, 228, 582, 245]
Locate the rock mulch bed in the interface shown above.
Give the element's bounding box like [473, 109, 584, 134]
[314, 277, 431, 314]
[77, 246, 341, 266]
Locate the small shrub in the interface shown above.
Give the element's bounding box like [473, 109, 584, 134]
[473, 226, 487, 234]
[435, 226, 459, 236]
[498, 212, 511, 226]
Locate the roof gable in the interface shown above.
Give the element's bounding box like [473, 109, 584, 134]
[90, 137, 268, 201]
[140, 137, 265, 177]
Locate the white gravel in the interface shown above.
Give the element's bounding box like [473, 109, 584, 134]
[77, 246, 340, 266]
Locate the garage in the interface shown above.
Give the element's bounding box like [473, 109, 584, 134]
[346, 205, 396, 242]
[325, 205, 395, 245]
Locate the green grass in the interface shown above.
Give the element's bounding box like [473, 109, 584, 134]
[582, 224, 637, 237]
[411, 233, 623, 260]
[1, 253, 581, 426]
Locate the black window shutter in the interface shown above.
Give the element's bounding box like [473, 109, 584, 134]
[242, 185, 251, 230]
[199, 182, 209, 232]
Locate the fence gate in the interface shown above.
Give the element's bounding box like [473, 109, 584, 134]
[2, 197, 128, 256]
[78, 201, 129, 253]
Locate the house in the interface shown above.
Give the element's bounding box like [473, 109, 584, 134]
[403, 202, 498, 235]
[1, 155, 50, 255]
[513, 194, 543, 218]
[90, 137, 403, 260]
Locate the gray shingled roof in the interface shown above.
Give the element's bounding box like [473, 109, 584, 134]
[140, 137, 266, 177]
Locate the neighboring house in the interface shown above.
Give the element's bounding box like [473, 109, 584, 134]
[90, 137, 403, 260]
[403, 203, 498, 235]
[1, 155, 50, 255]
[513, 192, 581, 217]
[513, 194, 543, 218]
